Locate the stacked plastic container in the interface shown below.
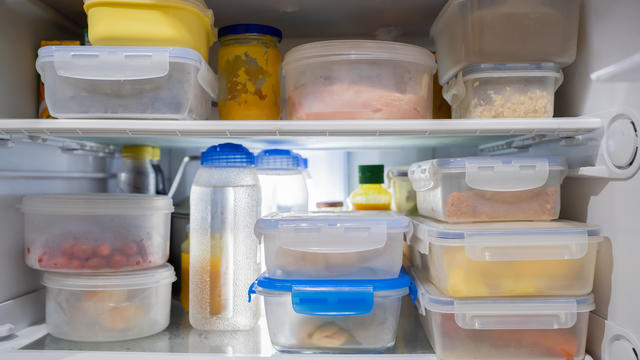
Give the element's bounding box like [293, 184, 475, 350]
[407, 156, 601, 360]
[251, 211, 415, 353]
[21, 194, 176, 341]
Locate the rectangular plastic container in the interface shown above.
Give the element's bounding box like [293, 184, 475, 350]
[283, 40, 436, 120]
[22, 194, 174, 272]
[413, 274, 594, 360]
[254, 211, 411, 279]
[408, 156, 568, 222]
[36, 46, 217, 119]
[431, 0, 581, 84]
[248, 270, 414, 353]
[43, 264, 176, 342]
[386, 168, 418, 216]
[408, 217, 602, 297]
[443, 63, 564, 119]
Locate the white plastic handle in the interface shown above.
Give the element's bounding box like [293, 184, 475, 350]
[277, 222, 387, 253]
[197, 58, 219, 101]
[53, 48, 170, 80]
[465, 158, 550, 191]
[442, 72, 466, 107]
[408, 163, 436, 192]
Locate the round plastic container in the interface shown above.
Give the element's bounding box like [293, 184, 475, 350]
[283, 40, 436, 120]
[256, 149, 309, 215]
[22, 194, 173, 272]
[443, 63, 564, 119]
[43, 264, 176, 342]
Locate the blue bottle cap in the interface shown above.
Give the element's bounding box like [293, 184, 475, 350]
[256, 149, 304, 170]
[301, 157, 309, 170]
[201, 143, 255, 167]
[218, 24, 283, 42]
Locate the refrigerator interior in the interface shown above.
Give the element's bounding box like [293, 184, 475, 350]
[1, 0, 640, 359]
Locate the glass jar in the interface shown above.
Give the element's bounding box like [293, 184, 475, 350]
[117, 145, 156, 194]
[217, 24, 282, 120]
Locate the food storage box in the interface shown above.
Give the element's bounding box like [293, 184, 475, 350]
[408, 156, 568, 222]
[248, 270, 415, 353]
[84, 0, 215, 61]
[443, 63, 564, 118]
[413, 274, 594, 360]
[283, 40, 436, 120]
[408, 217, 602, 297]
[387, 168, 417, 215]
[255, 211, 411, 279]
[36, 46, 217, 119]
[43, 264, 176, 341]
[431, 0, 581, 84]
[22, 194, 173, 272]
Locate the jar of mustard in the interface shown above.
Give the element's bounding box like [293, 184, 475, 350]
[217, 24, 282, 120]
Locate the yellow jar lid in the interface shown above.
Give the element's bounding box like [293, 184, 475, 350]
[152, 147, 161, 161]
[122, 145, 154, 160]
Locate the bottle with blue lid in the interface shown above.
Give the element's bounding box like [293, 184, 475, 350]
[189, 143, 261, 330]
[256, 149, 309, 215]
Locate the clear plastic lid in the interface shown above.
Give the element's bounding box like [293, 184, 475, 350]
[21, 194, 174, 215]
[283, 40, 436, 70]
[43, 263, 176, 290]
[462, 62, 562, 78]
[256, 149, 304, 170]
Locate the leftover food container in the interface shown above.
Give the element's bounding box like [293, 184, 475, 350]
[414, 273, 594, 360]
[36, 46, 217, 119]
[431, 0, 581, 84]
[84, 0, 215, 61]
[408, 156, 568, 222]
[409, 217, 602, 297]
[283, 40, 435, 120]
[249, 269, 415, 353]
[387, 168, 417, 215]
[443, 63, 563, 118]
[22, 194, 173, 272]
[255, 211, 411, 279]
[43, 264, 176, 341]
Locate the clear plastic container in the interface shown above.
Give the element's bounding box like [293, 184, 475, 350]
[387, 168, 417, 215]
[248, 270, 415, 353]
[283, 40, 436, 120]
[255, 211, 411, 279]
[413, 274, 594, 360]
[256, 149, 309, 215]
[443, 63, 564, 119]
[408, 217, 602, 297]
[430, 0, 581, 84]
[36, 46, 217, 119]
[43, 264, 176, 342]
[22, 194, 173, 272]
[408, 156, 568, 222]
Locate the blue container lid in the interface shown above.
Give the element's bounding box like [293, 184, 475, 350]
[218, 24, 283, 41]
[256, 149, 304, 170]
[201, 143, 255, 167]
[248, 268, 416, 317]
[301, 157, 308, 170]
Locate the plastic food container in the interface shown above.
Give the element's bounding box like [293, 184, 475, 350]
[408, 217, 602, 297]
[443, 63, 564, 119]
[36, 46, 217, 120]
[255, 211, 411, 279]
[43, 264, 176, 341]
[283, 40, 436, 120]
[83, 0, 215, 61]
[22, 194, 174, 272]
[248, 270, 415, 353]
[413, 274, 594, 360]
[408, 156, 568, 222]
[431, 0, 581, 84]
[387, 168, 417, 215]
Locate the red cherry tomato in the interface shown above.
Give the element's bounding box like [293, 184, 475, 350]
[85, 257, 106, 270]
[70, 259, 84, 270]
[72, 243, 94, 260]
[37, 252, 49, 266]
[109, 253, 127, 270]
[49, 256, 70, 269]
[60, 241, 75, 257]
[96, 243, 112, 257]
[122, 242, 138, 256]
[127, 255, 143, 267]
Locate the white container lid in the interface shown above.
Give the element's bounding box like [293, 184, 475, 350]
[21, 194, 174, 215]
[255, 211, 411, 253]
[412, 270, 595, 330]
[409, 156, 568, 192]
[42, 263, 176, 290]
[283, 40, 436, 70]
[410, 217, 602, 262]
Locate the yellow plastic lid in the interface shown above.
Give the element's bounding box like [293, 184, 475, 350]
[122, 145, 154, 160]
[152, 147, 161, 161]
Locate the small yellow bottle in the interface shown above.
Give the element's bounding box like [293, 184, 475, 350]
[349, 165, 392, 211]
[180, 233, 190, 312]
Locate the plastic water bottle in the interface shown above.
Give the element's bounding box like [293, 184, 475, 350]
[255, 149, 309, 215]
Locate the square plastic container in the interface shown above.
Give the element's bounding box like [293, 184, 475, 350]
[408, 156, 568, 222]
[22, 194, 174, 272]
[248, 270, 415, 353]
[283, 40, 436, 120]
[431, 0, 581, 84]
[413, 274, 594, 360]
[36, 46, 217, 119]
[443, 63, 564, 119]
[254, 211, 412, 279]
[408, 217, 602, 297]
[43, 264, 176, 342]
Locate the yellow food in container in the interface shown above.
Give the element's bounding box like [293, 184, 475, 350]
[217, 24, 282, 120]
[83, 0, 215, 61]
